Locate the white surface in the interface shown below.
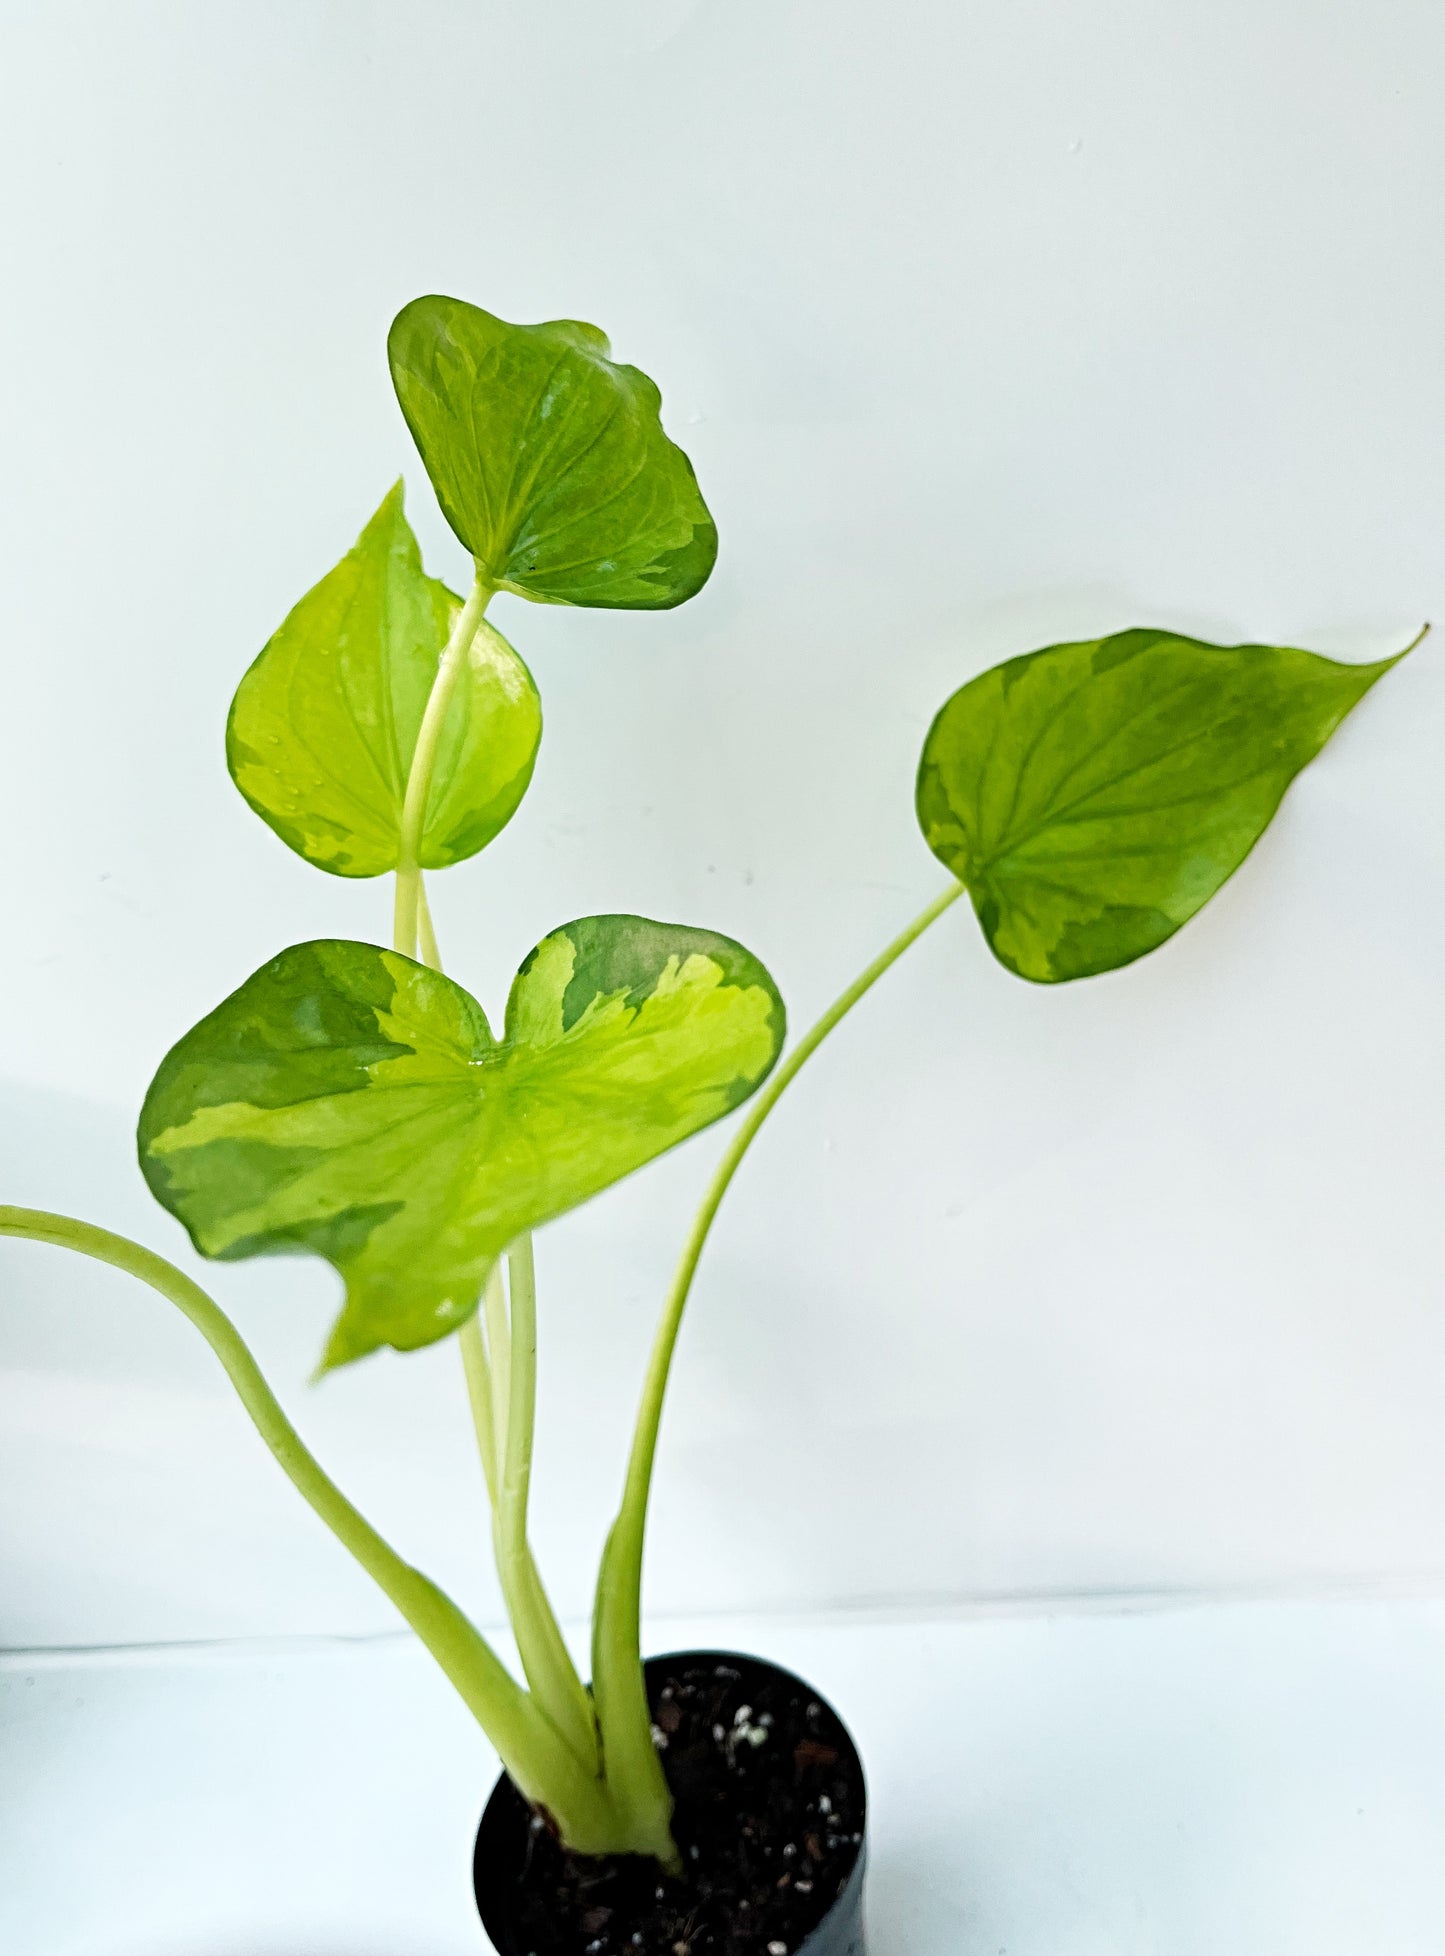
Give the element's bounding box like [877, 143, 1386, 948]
[2, 0, 1445, 1649]
[3, 1597, 1445, 1955]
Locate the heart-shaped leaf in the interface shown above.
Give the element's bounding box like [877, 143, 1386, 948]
[917, 627, 1406, 983]
[138, 920, 784, 1370]
[388, 296, 717, 610]
[227, 482, 542, 877]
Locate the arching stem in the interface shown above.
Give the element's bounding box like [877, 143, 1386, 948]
[0, 1208, 633, 1846]
[590, 880, 967, 1831]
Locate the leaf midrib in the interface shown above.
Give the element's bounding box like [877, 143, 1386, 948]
[982, 702, 1258, 874]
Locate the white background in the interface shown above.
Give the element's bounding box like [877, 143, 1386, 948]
[11, 1600, 1445, 1956]
[1, 0, 1443, 1654]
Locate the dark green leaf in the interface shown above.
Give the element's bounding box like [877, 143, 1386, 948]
[916, 627, 1406, 983]
[138, 922, 785, 1369]
[227, 482, 541, 876]
[388, 296, 716, 610]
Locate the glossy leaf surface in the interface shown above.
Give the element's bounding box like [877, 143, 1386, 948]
[227, 483, 541, 876]
[388, 296, 716, 609]
[917, 627, 1402, 983]
[138, 921, 784, 1369]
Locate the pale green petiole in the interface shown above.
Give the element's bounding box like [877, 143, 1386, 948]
[458, 1230, 600, 1776]
[458, 1311, 499, 1507]
[591, 879, 968, 1815]
[0, 1207, 641, 1848]
[456, 1249, 599, 1775]
[395, 599, 606, 1796]
[495, 1234, 602, 1775]
[415, 876, 443, 972]
[392, 574, 494, 961]
[483, 1257, 512, 1474]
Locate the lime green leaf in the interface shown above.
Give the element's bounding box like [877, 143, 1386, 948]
[917, 627, 1408, 983]
[388, 296, 716, 610]
[137, 921, 785, 1370]
[227, 483, 541, 877]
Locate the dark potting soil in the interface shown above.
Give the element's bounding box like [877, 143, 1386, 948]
[484, 1655, 865, 1956]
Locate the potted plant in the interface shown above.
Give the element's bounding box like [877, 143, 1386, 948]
[1, 295, 1417, 1956]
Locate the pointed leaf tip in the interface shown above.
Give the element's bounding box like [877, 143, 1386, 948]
[917, 627, 1404, 984]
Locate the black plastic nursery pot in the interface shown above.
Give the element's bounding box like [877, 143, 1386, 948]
[474, 1650, 867, 1956]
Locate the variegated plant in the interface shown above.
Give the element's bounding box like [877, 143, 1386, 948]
[0, 294, 1417, 1869]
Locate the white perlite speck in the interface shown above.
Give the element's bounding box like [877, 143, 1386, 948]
[767, 1943, 788, 1955]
